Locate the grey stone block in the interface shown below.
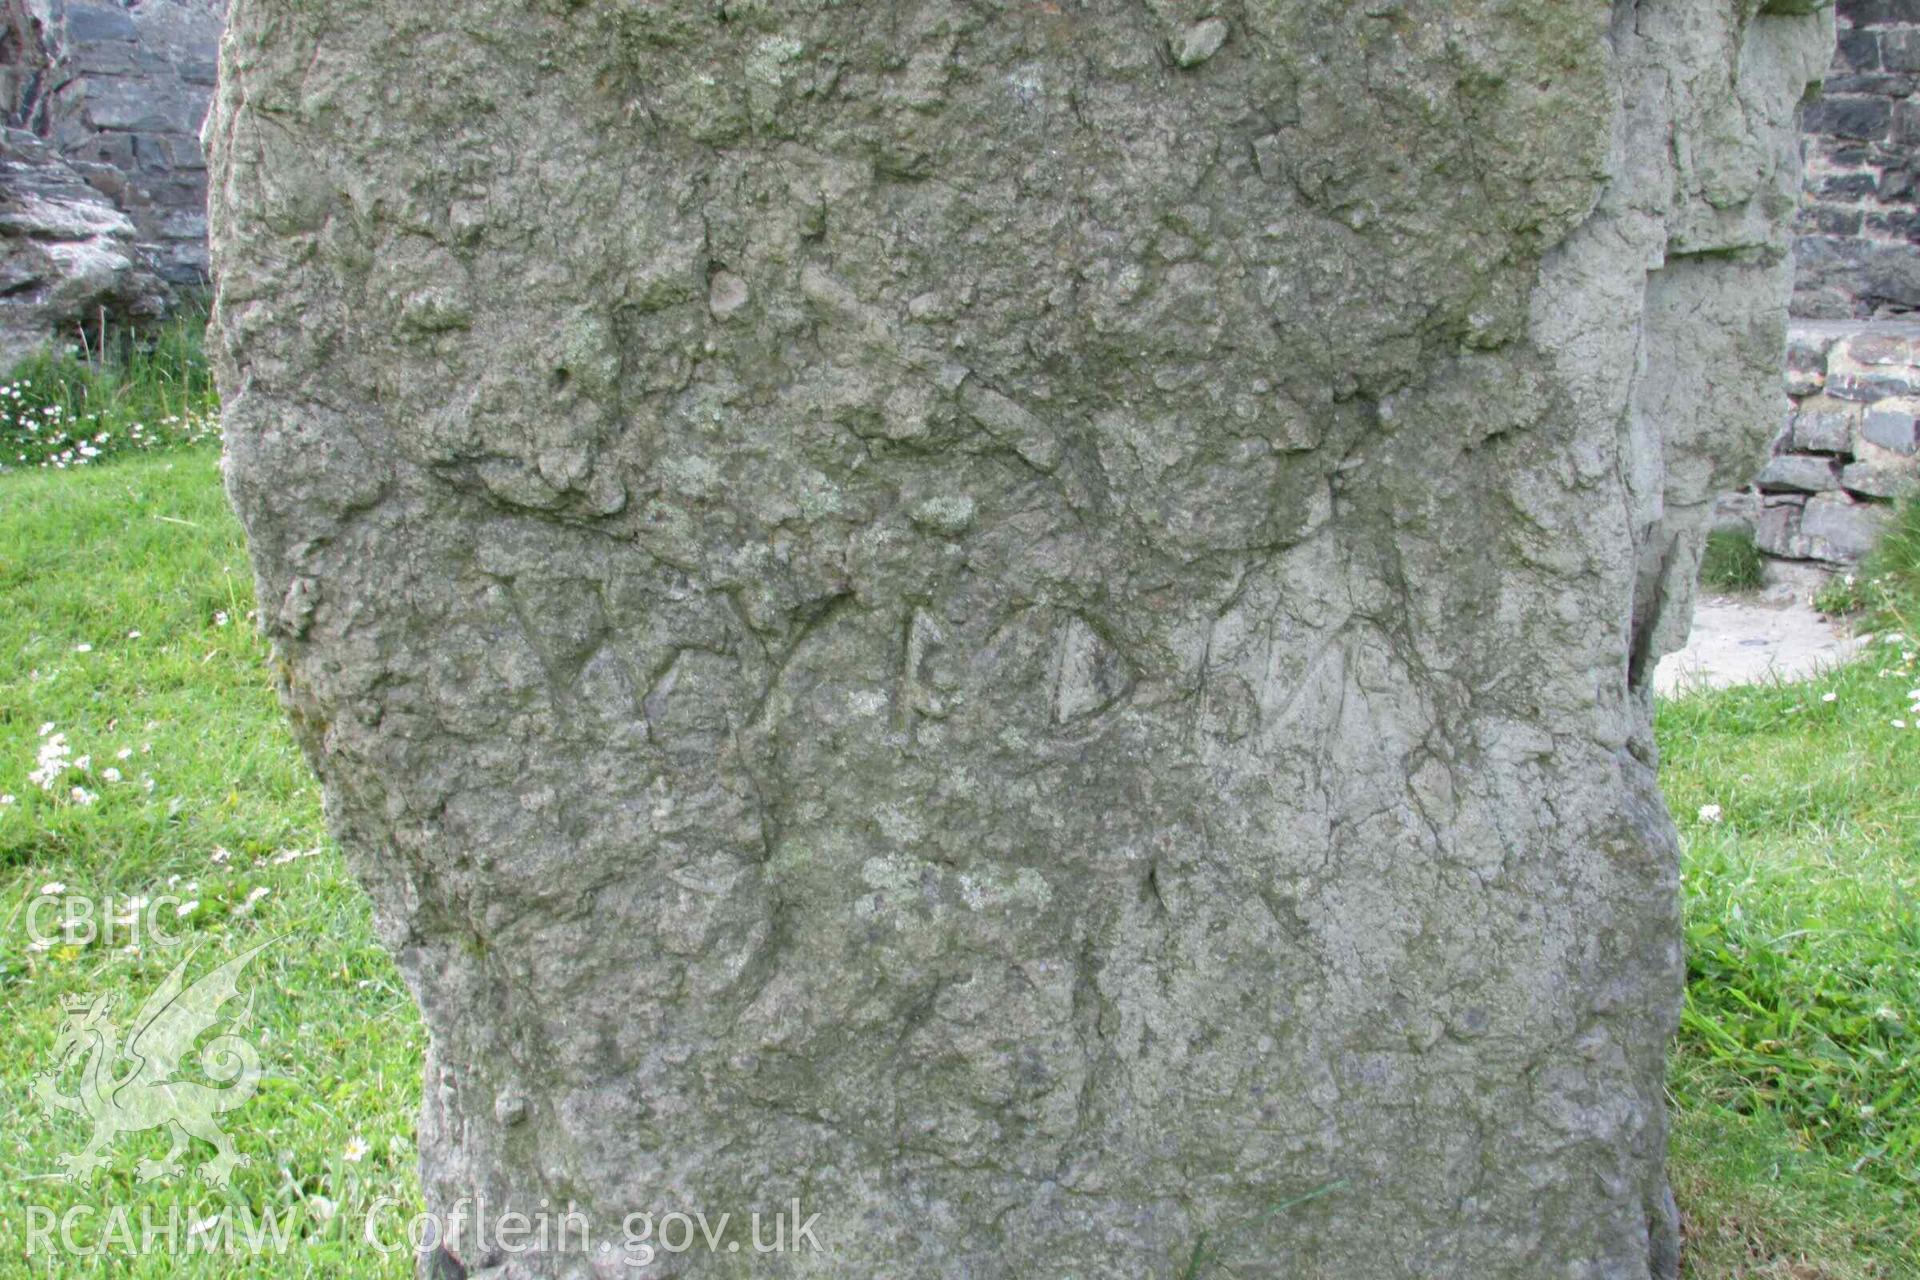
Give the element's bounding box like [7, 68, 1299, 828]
[83, 79, 196, 132]
[1841, 460, 1918, 498]
[1828, 370, 1920, 401]
[1790, 400, 1856, 452]
[1865, 244, 1920, 312]
[1864, 404, 1920, 453]
[1801, 492, 1892, 563]
[1803, 95, 1892, 141]
[62, 5, 141, 44]
[1841, 332, 1914, 365]
[1754, 453, 1842, 491]
[68, 130, 136, 169]
[1838, 27, 1883, 71]
[1755, 495, 1810, 558]
[1785, 325, 1839, 372]
[1760, 557, 1837, 600]
[1887, 28, 1920, 72]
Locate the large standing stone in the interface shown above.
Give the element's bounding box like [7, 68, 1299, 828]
[209, 3, 1833, 1276]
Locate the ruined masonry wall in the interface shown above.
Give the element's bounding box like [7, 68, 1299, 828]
[2, 0, 226, 287]
[1720, 322, 1918, 568]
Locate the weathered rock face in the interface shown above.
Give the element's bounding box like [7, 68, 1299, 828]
[0, 0, 224, 363]
[0, 124, 165, 369]
[4, 0, 226, 285]
[210, 3, 1832, 1276]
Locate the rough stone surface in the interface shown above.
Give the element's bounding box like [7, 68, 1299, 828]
[1840, 457, 1917, 495]
[1864, 399, 1920, 449]
[1793, 0, 1920, 317]
[0, 123, 165, 369]
[1754, 483, 1890, 559]
[1755, 493, 1813, 559]
[1725, 320, 1920, 566]
[1801, 488, 1892, 557]
[1170, 17, 1230, 68]
[1835, 454, 1912, 495]
[210, 4, 1833, 1276]
[1790, 397, 1858, 450]
[3, 0, 226, 285]
[1755, 451, 1842, 489]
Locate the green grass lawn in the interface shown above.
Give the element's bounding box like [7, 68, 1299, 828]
[0, 449, 421, 1276]
[1661, 653, 1920, 1278]
[0, 441, 1914, 1275]
[2, 310, 219, 475]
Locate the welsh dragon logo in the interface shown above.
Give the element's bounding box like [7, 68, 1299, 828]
[33, 941, 271, 1187]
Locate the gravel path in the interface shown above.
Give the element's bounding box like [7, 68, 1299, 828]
[1656, 595, 1866, 696]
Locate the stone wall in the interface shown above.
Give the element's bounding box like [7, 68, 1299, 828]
[1717, 3, 1920, 576]
[3, 0, 226, 287]
[1719, 321, 1919, 572]
[0, 123, 166, 369]
[1794, 0, 1920, 319]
